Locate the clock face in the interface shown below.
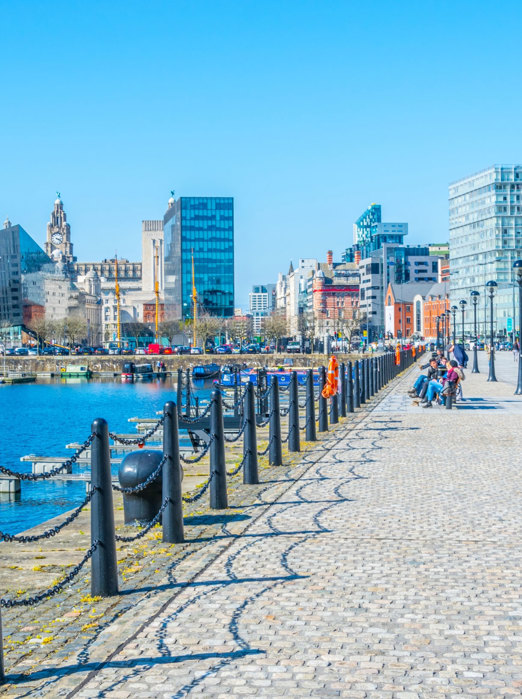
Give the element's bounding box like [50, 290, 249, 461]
[51, 232, 63, 245]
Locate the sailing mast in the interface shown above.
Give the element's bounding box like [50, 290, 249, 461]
[154, 241, 160, 344]
[115, 254, 121, 348]
[192, 249, 197, 348]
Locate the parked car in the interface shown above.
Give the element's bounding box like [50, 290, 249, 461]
[5, 348, 16, 356]
[27, 348, 38, 355]
[190, 347, 203, 355]
[14, 347, 29, 356]
[54, 347, 70, 356]
[215, 345, 232, 354]
[135, 347, 147, 355]
[93, 347, 108, 355]
[108, 348, 122, 355]
[286, 342, 301, 354]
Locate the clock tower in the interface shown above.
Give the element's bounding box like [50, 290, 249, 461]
[45, 193, 75, 263]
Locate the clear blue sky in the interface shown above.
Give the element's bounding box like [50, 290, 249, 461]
[2, 0, 521, 308]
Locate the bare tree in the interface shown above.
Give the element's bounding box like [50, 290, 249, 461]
[158, 319, 183, 345]
[339, 308, 366, 350]
[64, 315, 88, 346]
[186, 313, 223, 350]
[225, 316, 253, 346]
[263, 313, 288, 353]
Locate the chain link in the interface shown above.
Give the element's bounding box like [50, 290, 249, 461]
[0, 433, 95, 481]
[223, 419, 247, 443]
[115, 497, 170, 542]
[112, 454, 166, 493]
[0, 488, 99, 543]
[0, 540, 99, 608]
[256, 382, 273, 401]
[257, 436, 273, 456]
[182, 470, 215, 503]
[181, 401, 212, 422]
[109, 416, 164, 446]
[279, 406, 290, 417]
[227, 451, 247, 476]
[179, 435, 214, 464]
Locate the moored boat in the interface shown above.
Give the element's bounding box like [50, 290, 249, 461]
[60, 365, 92, 378]
[192, 363, 221, 379]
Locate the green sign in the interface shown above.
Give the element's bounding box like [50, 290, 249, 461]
[507, 317, 513, 333]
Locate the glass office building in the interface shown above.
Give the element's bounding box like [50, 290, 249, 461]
[164, 196, 234, 320]
[449, 165, 522, 338]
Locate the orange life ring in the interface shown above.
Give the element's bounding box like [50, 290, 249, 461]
[395, 345, 401, 366]
[321, 355, 339, 398]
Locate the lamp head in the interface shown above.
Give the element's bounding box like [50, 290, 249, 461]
[486, 280, 497, 296]
[459, 299, 467, 308]
[451, 305, 457, 312]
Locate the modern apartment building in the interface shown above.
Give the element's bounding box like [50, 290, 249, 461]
[449, 165, 522, 337]
[164, 195, 234, 320]
[249, 284, 275, 332]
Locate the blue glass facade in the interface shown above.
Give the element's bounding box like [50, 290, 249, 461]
[164, 197, 234, 319]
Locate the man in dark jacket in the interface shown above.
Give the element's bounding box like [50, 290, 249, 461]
[450, 343, 468, 368]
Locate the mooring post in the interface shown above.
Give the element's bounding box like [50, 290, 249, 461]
[210, 390, 228, 509]
[269, 376, 283, 465]
[353, 360, 360, 409]
[243, 382, 259, 484]
[339, 362, 347, 417]
[305, 368, 317, 441]
[330, 393, 339, 425]
[360, 359, 366, 404]
[288, 371, 300, 452]
[346, 360, 354, 413]
[162, 401, 184, 543]
[318, 366, 328, 432]
[176, 368, 183, 418]
[91, 418, 118, 597]
[185, 368, 191, 418]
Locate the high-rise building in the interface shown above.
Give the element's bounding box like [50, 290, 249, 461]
[449, 165, 522, 338]
[249, 284, 275, 332]
[164, 195, 234, 320]
[345, 203, 408, 261]
[0, 218, 23, 325]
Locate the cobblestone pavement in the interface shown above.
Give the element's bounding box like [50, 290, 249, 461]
[2, 358, 522, 697]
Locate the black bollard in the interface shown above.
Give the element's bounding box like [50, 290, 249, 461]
[176, 368, 183, 418]
[233, 368, 239, 417]
[269, 376, 283, 465]
[366, 358, 371, 399]
[339, 363, 347, 417]
[260, 368, 269, 416]
[185, 368, 191, 418]
[318, 366, 328, 432]
[305, 369, 317, 441]
[371, 358, 376, 396]
[209, 390, 228, 509]
[445, 390, 453, 410]
[90, 418, 118, 597]
[353, 360, 360, 409]
[330, 393, 339, 424]
[288, 371, 300, 452]
[162, 401, 184, 543]
[346, 361, 354, 413]
[360, 359, 366, 404]
[0, 608, 4, 683]
[243, 382, 259, 484]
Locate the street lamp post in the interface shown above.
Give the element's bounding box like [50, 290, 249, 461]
[486, 281, 497, 382]
[470, 291, 480, 374]
[513, 260, 522, 395]
[441, 312, 447, 350]
[451, 306, 457, 346]
[459, 300, 467, 345]
[435, 315, 440, 350]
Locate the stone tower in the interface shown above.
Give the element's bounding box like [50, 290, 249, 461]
[45, 194, 75, 263]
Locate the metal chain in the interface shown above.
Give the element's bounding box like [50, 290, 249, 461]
[112, 454, 166, 493]
[227, 450, 247, 476]
[279, 406, 290, 417]
[179, 435, 214, 464]
[115, 497, 170, 542]
[0, 540, 99, 608]
[257, 436, 273, 456]
[256, 383, 273, 401]
[222, 386, 248, 410]
[256, 414, 271, 427]
[182, 470, 215, 503]
[0, 433, 95, 481]
[223, 419, 247, 443]
[182, 401, 212, 422]
[109, 416, 165, 445]
[279, 384, 290, 392]
[0, 488, 99, 543]
[298, 400, 307, 409]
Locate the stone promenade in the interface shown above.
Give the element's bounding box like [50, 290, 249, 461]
[2, 354, 521, 697]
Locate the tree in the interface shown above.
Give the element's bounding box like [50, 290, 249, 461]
[64, 315, 87, 346]
[263, 313, 288, 353]
[339, 308, 367, 350]
[186, 313, 223, 350]
[158, 320, 183, 345]
[225, 316, 253, 346]
[122, 322, 152, 347]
